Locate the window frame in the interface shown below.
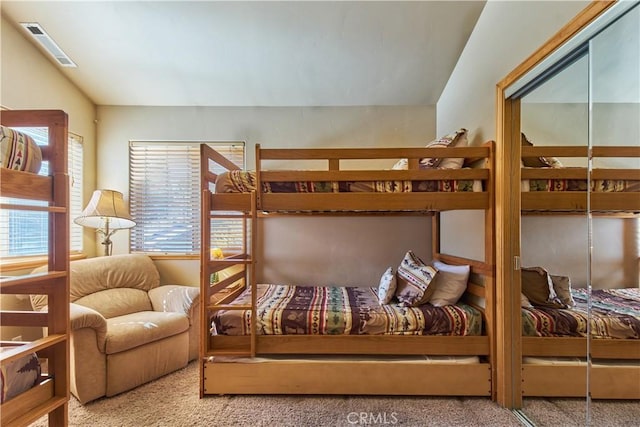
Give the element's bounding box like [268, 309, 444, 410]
[0, 128, 84, 269]
[128, 140, 245, 256]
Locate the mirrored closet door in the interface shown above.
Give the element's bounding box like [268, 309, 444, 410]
[497, 1, 639, 424]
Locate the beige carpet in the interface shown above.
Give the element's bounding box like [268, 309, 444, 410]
[522, 398, 640, 427]
[32, 362, 639, 426]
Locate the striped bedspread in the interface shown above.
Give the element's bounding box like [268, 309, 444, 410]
[215, 170, 481, 194]
[522, 288, 640, 339]
[211, 284, 482, 336]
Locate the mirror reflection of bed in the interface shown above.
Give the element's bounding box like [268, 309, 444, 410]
[516, 2, 640, 402]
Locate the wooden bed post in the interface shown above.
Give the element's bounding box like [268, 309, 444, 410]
[495, 89, 522, 409]
[1, 110, 70, 426]
[250, 190, 258, 357]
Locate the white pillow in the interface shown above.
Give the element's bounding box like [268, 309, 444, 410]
[377, 267, 397, 304]
[391, 128, 468, 170]
[428, 261, 470, 307]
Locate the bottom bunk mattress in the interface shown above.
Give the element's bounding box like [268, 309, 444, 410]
[522, 287, 640, 339]
[0, 349, 41, 403]
[211, 284, 482, 336]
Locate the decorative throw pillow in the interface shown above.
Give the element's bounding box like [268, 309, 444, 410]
[521, 266, 564, 308]
[395, 251, 438, 307]
[550, 274, 575, 307]
[377, 267, 397, 304]
[391, 128, 468, 170]
[0, 125, 42, 174]
[428, 261, 470, 307]
[521, 132, 563, 168]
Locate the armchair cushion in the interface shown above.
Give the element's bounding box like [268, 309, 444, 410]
[70, 254, 159, 300]
[105, 311, 189, 354]
[76, 288, 152, 319]
[30, 254, 160, 316]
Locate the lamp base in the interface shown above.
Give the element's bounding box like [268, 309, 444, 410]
[102, 239, 113, 256]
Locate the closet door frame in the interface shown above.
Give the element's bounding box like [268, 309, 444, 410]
[494, 0, 615, 409]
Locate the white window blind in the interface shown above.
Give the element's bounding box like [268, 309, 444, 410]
[129, 141, 245, 254]
[0, 128, 83, 257]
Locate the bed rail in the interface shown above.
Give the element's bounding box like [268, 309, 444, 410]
[521, 145, 640, 213]
[204, 142, 493, 213]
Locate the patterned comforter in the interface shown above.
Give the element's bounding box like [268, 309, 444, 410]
[211, 284, 482, 336]
[523, 178, 640, 193]
[215, 170, 481, 194]
[522, 288, 640, 339]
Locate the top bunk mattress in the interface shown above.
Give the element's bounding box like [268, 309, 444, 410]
[211, 284, 483, 337]
[522, 174, 640, 193]
[215, 170, 482, 194]
[522, 287, 640, 339]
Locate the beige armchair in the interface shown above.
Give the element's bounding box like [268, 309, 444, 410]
[32, 254, 199, 404]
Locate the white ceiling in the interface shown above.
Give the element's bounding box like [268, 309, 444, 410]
[1, 1, 486, 107]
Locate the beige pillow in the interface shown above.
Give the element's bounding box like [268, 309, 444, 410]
[395, 251, 438, 307]
[428, 261, 470, 307]
[521, 133, 563, 168]
[521, 267, 563, 308]
[377, 267, 397, 305]
[550, 274, 575, 307]
[392, 128, 468, 170]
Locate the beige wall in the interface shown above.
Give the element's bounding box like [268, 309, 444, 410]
[436, 0, 589, 140]
[434, 1, 640, 284]
[0, 16, 97, 339]
[1, 15, 98, 256]
[96, 105, 435, 285]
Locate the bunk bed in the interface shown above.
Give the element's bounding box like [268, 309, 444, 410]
[519, 144, 640, 399]
[0, 110, 70, 426]
[521, 145, 640, 213]
[200, 141, 496, 397]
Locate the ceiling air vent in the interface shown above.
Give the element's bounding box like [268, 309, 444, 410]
[20, 22, 77, 68]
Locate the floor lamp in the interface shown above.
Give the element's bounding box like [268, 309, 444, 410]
[74, 189, 136, 256]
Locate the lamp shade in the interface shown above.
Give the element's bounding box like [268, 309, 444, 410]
[74, 189, 136, 229]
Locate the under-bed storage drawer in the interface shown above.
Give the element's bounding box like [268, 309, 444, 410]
[203, 358, 491, 396]
[522, 363, 640, 399]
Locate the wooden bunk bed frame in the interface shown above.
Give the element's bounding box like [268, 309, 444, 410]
[520, 144, 640, 399]
[521, 145, 640, 213]
[0, 110, 70, 426]
[199, 142, 496, 398]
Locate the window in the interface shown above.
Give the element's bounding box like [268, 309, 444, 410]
[0, 128, 84, 257]
[129, 141, 244, 254]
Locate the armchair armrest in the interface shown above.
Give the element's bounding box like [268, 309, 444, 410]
[149, 285, 200, 324]
[70, 302, 107, 351]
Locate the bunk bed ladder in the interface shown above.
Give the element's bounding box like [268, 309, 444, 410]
[202, 185, 258, 360]
[199, 141, 260, 396]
